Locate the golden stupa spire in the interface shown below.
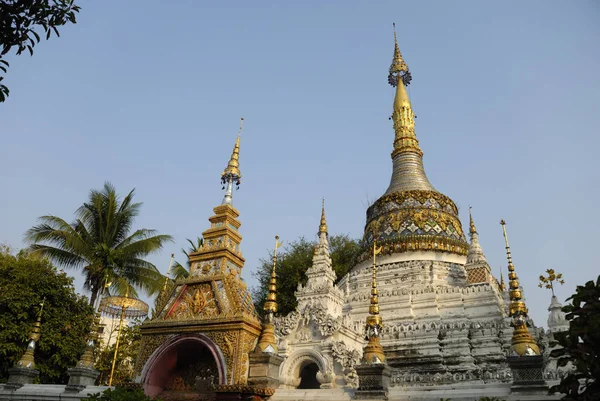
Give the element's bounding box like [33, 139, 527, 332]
[388, 23, 422, 159]
[318, 198, 328, 235]
[16, 298, 45, 369]
[384, 24, 434, 195]
[469, 206, 477, 235]
[256, 235, 283, 353]
[500, 220, 540, 356]
[363, 239, 385, 363]
[221, 118, 244, 205]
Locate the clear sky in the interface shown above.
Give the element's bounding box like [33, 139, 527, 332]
[1, 1, 598, 327]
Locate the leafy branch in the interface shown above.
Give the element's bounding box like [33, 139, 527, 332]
[0, 0, 81, 102]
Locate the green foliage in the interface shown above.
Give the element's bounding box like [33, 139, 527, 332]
[94, 322, 141, 385]
[0, 0, 81, 102]
[0, 248, 94, 383]
[25, 182, 174, 306]
[83, 387, 158, 401]
[171, 237, 204, 280]
[252, 234, 361, 316]
[550, 275, 600, 400]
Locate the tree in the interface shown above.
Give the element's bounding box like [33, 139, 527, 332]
[0, 0, 81, 102]
[94, 321, 141, 385]
[0, 247, 94, 383]
[252, 234, 361, 316]
[550, 275, 600, 400]
[170, 237, 204, 280]
[25, 182, 173, 306]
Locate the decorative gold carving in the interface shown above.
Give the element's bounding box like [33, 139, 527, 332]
[134, 334, 168, 376]
[362, 189, 467, 258]
[166, 284, 219, 320]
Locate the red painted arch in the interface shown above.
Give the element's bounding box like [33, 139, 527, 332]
[140, 333, 227, 397]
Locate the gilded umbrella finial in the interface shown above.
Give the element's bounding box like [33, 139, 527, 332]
[500, 219, 540, 356]
[256, 235, 283, 353]
[221, 118, 244, 205]
[363, 239, 385, 363]
[388, 23, 412, 87]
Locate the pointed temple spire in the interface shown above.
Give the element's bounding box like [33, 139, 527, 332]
[384, 24, 435, 195]
[221, 118, 244, 205]
[466, 207, 487, 265]
[363, 240, 385, 364]
[16, 298, 45, 369]
[318, 198, 328, 236]
[500, 267, 507, 291]
[501, 220, 540, 356]
[256, 235, 283, 353]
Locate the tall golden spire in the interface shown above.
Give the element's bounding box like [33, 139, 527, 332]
[221, 118, 244, 205]
[318, 198, 328, 235]
[256, 235, 283, 353]
[384, 24, 434, 195]
[388, 23, 422, 159]
[500, 220, 540, 356]
[16, 298, 45, 369]
[363, 239, 385, 364]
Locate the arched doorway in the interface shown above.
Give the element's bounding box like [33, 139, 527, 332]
[141, 334, 226, 398]
[298, 362, 320, 389]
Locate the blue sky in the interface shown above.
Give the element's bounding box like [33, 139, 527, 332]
[1, 1, 598, 327]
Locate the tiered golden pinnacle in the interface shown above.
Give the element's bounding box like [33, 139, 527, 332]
[500, 220, 540, 356]
[319, 198, 328, 235]
[16, 298, 45, 369]
[256, 235, 283, 353]
[363, 240, 385, 364]
[389, 24, 422, 159]
[221, 118, 244, 205]
[469, 206, 477, 235]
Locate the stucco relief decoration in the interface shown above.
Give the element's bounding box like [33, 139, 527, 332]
[331, 341, 361, 388]
[301, 304, 342, 337]
[274, 311, 299, 337]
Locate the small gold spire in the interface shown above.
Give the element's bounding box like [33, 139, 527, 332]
[263, 235, 282, 315]
[16, 298, 45, 369]
[500, 220, 540, 356]
[222, 118, 243, 180]
[500, 267, 507, 292]
[469, 206, 477, 235]
[221, 118, 244, 205]
[388, 24, 422, 159]
[256, 235, 283, 353]
[363, 239, 385, 364]
[161, 253, 175, 294]
[318, 198, 328, 235]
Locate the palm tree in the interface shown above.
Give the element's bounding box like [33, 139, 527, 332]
[25, 182, 173, 306]
[170, 237, 204, 280]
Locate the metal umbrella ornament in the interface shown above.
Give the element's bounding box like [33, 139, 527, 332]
[99, 293, 148, 386]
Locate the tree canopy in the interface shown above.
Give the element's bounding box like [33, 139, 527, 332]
[94, 320, 141, 385]
[0, 0, 81, 102]
[252, 234, 361, 316]
[550, 275, 600, 400]
[25, 182, 173, 306]
[0, 247, 94, 383]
